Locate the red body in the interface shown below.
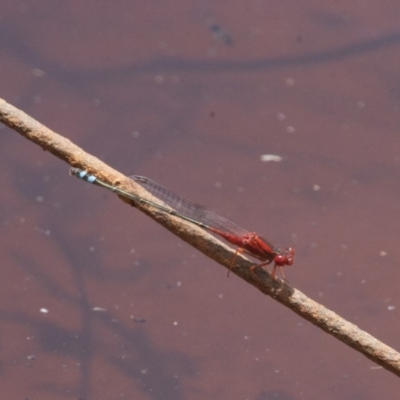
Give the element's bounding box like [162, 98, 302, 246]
[210, 227, 295, 278]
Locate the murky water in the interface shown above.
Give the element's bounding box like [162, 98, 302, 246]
[1, 1, 400, 398]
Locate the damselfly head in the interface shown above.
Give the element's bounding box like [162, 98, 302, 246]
[274, 247, 295, 267]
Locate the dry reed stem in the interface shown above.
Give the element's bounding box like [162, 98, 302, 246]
[1, 97, 399, 377]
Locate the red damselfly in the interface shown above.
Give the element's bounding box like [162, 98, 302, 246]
[70, 168, 294, 280]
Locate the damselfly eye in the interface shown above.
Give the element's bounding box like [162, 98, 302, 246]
[274, 254, 287, 266]
[285, 248, 295, 265]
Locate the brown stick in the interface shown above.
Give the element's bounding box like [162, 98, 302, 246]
[1, 97, 399, 377]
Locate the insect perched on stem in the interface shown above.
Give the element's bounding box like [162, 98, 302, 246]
[70, 168, 295, 281]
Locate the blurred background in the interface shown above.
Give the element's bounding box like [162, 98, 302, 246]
[1, 1, 400, 398]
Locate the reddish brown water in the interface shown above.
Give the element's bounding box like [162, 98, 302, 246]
[1, 1, 400, 399]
